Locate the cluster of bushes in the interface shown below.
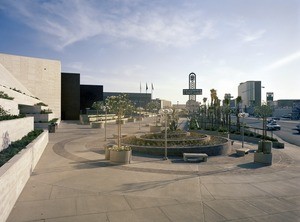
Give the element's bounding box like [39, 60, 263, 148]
[0, 91, 14, 100]
[122, 134, 225, 147]
[1, 85, 39, 100]
[0, 106, 25, 121]
[189, 118, 278, 142]
[34, 102, 48, 106]
[140, 131, 206, 140]
[0, 129, 43, 167]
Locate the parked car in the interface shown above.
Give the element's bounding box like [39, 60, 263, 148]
[266, 122, 281, 130]
[272, 117, 281, 120]
[281, 114, 292, 119]
[294, 124, 300, 133]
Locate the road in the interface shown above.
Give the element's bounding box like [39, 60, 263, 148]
[241, 117, 300, 147]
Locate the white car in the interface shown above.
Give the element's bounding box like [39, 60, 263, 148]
[266, 122, 281, 130]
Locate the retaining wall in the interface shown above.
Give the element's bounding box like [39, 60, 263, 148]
[0, 117, 34, 152]
[0, 131, 48, 222]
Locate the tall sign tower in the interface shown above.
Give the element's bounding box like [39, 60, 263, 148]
[188, 72, 196, 101]
[183, 72, 202, 112]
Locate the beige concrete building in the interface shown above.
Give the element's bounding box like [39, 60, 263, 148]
[0, 53, 61, 121]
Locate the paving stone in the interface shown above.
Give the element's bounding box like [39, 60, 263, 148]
[204, 199, 267, 220]
[7, 198, 76, 222]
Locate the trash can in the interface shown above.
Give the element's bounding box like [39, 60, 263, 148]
[48, 123, 56, 133]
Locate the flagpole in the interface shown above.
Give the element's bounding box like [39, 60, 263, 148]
[151, 83, 154, 99]
[139, 82, 141, 130]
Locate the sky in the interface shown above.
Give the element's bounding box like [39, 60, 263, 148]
[0, 0, 299, 105]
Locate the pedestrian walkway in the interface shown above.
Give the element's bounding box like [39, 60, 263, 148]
[7, 118, 300, 222]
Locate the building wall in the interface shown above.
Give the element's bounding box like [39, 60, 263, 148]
[61, 73, 80, 120]
[0, 53, 61, 121]
[238, 81, 261, 112]
[80, 85, 103, 114]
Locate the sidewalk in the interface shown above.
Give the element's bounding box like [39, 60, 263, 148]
[7, 118, 300, 222]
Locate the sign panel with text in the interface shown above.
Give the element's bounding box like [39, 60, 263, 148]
[183, 89, 202, 95]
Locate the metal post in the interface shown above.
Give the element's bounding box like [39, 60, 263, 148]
[139, 107, 141, 130]
[164, 115, 168, 160]
[242, 116, 244, 148]
[104, 108, 107, 141]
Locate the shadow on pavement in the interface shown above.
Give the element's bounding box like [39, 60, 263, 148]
[237, 162, 269, 169]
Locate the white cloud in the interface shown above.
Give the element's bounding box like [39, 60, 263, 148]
[1, 0, 217, 50]
[239, 29, 266, 42]
[261, 51, 300, 72]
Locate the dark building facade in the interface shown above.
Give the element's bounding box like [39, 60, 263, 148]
[80, 85, 103, 114]
[103, 92, 151, 108]
[61, 73, 80, 120]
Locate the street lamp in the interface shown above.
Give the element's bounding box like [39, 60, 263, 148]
[100, 105, 108, 141]
[159, 108, 173, 160]
[238, 112, 249, 148]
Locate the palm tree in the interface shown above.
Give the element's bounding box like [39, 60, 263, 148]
[210, 89, 217, 106]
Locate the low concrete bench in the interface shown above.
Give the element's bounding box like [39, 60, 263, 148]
[236, 148, 250, 156]
[183, 153, 208, 162]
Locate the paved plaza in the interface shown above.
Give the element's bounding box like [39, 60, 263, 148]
[7, 118, 300, 222]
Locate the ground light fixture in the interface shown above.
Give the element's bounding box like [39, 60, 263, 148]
[238, 112, 249, 148]
[159, 108, 173, 160]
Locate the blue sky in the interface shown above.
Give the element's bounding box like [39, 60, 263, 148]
[0, 0, 299, 104]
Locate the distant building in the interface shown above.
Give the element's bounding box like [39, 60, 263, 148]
[0, 53, 61, 121]
[238, 81, 262, 114]
[152, 98, 172, 109]
[103, 92, 151, 108]
[61, 73, 80, 120]
[81, 85, 103, 114]
[273, 99, 300, 119]
[266, 92, 274, 105]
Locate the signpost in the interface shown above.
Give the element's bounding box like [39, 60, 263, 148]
[183, 89, 202, 95]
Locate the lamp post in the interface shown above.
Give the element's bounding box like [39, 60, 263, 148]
[238, 112, 249, 148]
[159, 108, 173, 160]
[104, 106, 107, 141]
[101, 105, 108, 141]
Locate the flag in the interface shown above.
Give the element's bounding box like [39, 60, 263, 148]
[151, 83, 154, 91]
[146, 83, 148, 91]
[140, 82, 141, 93]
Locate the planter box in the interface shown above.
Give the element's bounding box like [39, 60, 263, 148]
[136, 117, 144, 121]
[110, 150, 132, 164]
[258, 141, 272, 154]
[128, 118, 136, 122]
[105, 148, 110, 160]
[272, 142, 284, 149]
[254, 152, 272, 165]
[150, 125, 162, 132]
[116, 119, 127, 124]
[80, 115, 90, 125]
[27, 113, 55, 122]
[0, 131, 49, 222]
[91, 122, 104, 128]
[0, 98, 19, 115]
[0, 117, 34, 152]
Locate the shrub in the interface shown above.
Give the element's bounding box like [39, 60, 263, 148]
[35, 102, 48, 106]
[0, 91, 14, 100]
[0, 106, 25, 121]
